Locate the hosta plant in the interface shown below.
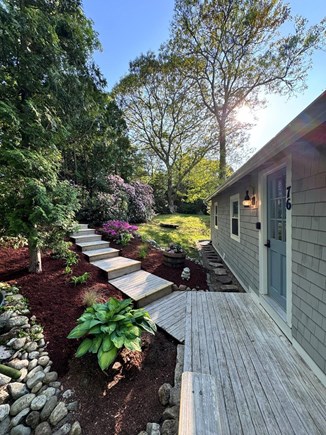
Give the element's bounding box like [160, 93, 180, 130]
[67, 298, 157, 370]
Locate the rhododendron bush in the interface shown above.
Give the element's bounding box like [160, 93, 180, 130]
[77, 175, 154, 226]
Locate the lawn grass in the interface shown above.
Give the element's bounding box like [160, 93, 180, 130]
[137, 214, 211, 258]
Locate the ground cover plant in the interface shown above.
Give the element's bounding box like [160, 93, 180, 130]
[137, 213, 210, 258]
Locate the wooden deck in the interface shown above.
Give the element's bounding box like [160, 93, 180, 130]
[144, 291, 187, 342]
[183, 292, 326, 435]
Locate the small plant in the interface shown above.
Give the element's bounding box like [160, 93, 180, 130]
[71, 272, 90, 286]
[138, 243, 148, 260]
[166, 243, 184, 254]
[120, 232, 132, 246]
[67, 297, 157, 371]
[64, 266, 72, 274]
[81, 288, 102, 307]
[65, 251, 79, 267]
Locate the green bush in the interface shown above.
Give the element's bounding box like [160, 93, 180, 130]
[67, 297, 156, 370]
[71, 272, 90, 286]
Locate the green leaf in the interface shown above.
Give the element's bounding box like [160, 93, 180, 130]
[90, 336, 102, 354]
[111, 314, 126, 321]
[124, 337, 142, 352]
[78, 313, 94, 322]
[75, 338, 93, 357]
[138, 320, 157, 334]
[111, 335, 124, 349]
[88, 325, 101, 335]
[98, 348, 118, 371]
[102, 335, 113, 352]
[67, 320, 91, 339]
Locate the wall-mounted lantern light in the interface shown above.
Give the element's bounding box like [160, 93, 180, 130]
[243, 188, 256, 208]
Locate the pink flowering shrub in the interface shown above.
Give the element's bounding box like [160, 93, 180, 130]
[101, 220, 138, 245]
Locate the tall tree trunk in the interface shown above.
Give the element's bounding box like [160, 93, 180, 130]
[28, 242, 42, 273]
[167, 173, 176, 213]
[219, 125, 227, 182]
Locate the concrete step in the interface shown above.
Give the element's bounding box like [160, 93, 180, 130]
[71, 234, 102, 243]
[110, 270, 173, 308]
[91, 257, 141, 280]
[78, 223, 89, 229]
[84, 247, 119, 262]
[77, 240, 111, 252]
[71, 228, 96, 237]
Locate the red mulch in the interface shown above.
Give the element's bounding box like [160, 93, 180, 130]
[111, 237, 208, 290]
[0, 244, 179, 434]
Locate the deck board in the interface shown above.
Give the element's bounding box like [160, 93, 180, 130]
[184, 292, 326, 435]
[144, 291, 187, 342]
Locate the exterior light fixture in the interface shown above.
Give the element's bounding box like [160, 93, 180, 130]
[243, 190, 251, 207]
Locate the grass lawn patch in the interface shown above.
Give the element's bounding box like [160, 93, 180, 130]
[137, 213, 210, 258]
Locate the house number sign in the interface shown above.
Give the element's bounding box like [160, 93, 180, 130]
[286, 186, 292, 210]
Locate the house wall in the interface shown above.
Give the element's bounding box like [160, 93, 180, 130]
[291, 143, 326, 374]
[211, 174, 260, 295]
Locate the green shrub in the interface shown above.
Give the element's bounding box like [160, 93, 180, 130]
[71, 272, 90, 286]
[67, 297, 157, 370]
[138, 243, 148, 260]
[0, 236, 28, 249]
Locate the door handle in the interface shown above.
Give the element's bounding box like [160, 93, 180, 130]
[264, 240, 271, 248]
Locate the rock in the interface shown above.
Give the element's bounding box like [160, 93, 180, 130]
[0, 387, 9, 405]
[7, 359, 29, 370]
[146, 422, 160, 435]
[25, 342, 38, 353]
[172, 284, 179, 291]
[31, 382, 43, 394]
[0, 346, 13, 361]
[28, 359, 38, 371]
[35, 422, 52, 435]
[0, 404, 10, 422]
[31, 394, 47, 411]
[174, 345, 184, 387]
[138, 432, 148, 435]
[10, 393, 35, 416]
[8, 383, 28, 400]
[216, 275, 232, 284]
[27, 365, 43, 380]
[10, 424, 32, 435]
[38, 356, 49, 367]
[53, 423, 71, 434]
[28, 351, 40, 360]
[0, 312, 11, 329]
[214, 268, 227, 276]
[0, 374, 11, 386]
[17, 368, 28, 382]
[168, 387, 180, 406]
[161, 419, 177, 435]
[21, 353, 28, 360]
[12, 338, 27, 350]
[220, 284, 239, 292]
[40, 387, 56, 399]
[11, 408, 30, 427]
[0, 416, 10, 435]
[66, 401, 78, 412]
[38, 339, 46, 348]
[40, 396, 58, 421]
[163, 406, 179, 421]
[43, 366, 51, 374]
[26, 371, 45, 389]
[49, 382, 61, 389]
[209, 262, 224, 268]
[7, 316, 28, 328]
[178, 285, 187, 291]
[69, 421, 81, 435]
[25, 411, 40, 429]
[62, 389, 74, 400]
[158, 383, 172, 406]
[44, 372, 58, 384]
[49, 402, 68, 426]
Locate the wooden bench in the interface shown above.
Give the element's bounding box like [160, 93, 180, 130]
[178, 371, 222, 435]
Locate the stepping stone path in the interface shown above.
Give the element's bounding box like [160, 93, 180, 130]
[216, 275, 232, 284]
[214, 268, 227, 276]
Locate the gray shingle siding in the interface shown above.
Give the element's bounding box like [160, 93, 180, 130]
[211, 174, 260, 295]
[292, 143, 326, 374]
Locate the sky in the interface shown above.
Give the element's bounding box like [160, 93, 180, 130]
[82, 0, 326, 154]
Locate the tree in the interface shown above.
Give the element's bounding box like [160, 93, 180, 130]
[114, 52, 217, 212]
[170, 0, 326, 180]
[0, 0, 101, 272]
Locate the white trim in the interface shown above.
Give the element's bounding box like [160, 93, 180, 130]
[258, 157, 292, 328]
[230, 193, 240, 242]
[293, 340, 326, 387]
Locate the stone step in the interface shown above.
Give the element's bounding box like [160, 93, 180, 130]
[91, 257, 141, 280]
[78, 223, 89, 229]
[220, 284, 239, 292]
[77, 240, 111, 252]
[214, 268, 227, 276]
[71, 234, 102, 244]
[209, 262, 224, 268]
[84, 247, 119, 262]
[216, 275, 232, 284]
[71, 228, 96, 237]
[110, 270, 173, 307]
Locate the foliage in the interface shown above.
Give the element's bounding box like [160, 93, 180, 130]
[67, 297, 157, 371]
[166, 243, 184, 254]
[170, 0, 326, 180]
[101, 221, 138, 245]
[71, 272, 91, 286]
[0, 236, 28, 249]
[114, 51, 217, 212]
[81, 289, 103, 307]
[138, 214, 210, 258]
[138, 244, 149, 260]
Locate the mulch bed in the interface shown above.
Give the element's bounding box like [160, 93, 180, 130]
[0, 244, 178, 434]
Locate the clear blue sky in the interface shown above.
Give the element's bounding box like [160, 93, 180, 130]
[82, 0, 326, 153]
